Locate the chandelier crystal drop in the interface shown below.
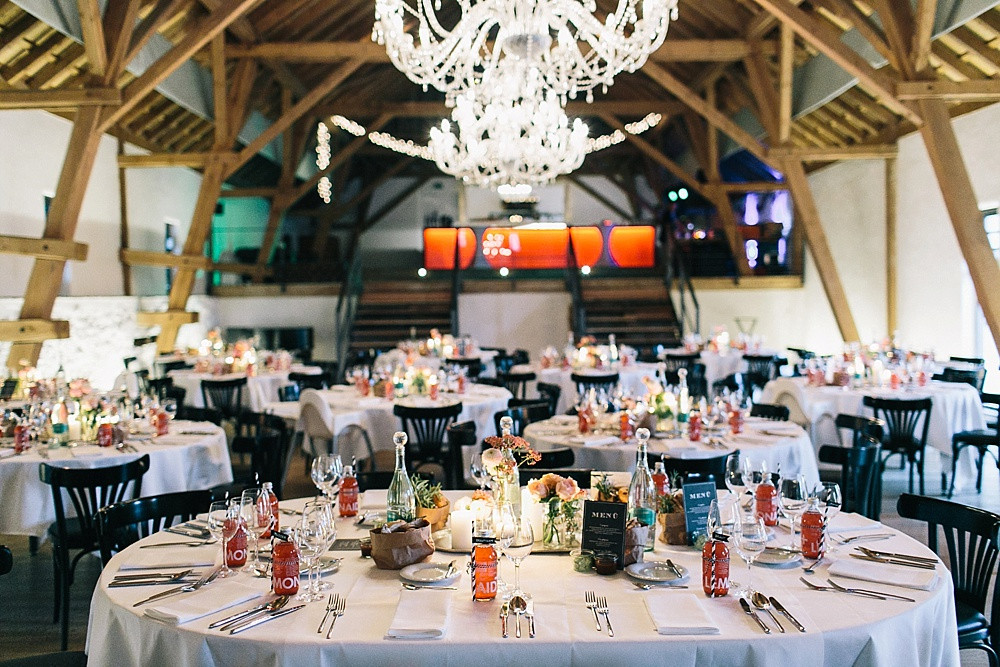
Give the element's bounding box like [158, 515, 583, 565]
[373, 0, 678, 104]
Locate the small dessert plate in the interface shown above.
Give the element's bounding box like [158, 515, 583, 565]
[400, 562, 459, 586]
[625, 561, 690, 585]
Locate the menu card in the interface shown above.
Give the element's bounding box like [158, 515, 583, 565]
[581, 500, 627, 569]
[682, 482, 718, 546]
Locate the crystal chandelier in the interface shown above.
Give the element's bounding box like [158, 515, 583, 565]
[428, 65, 588, 186]
[373, 0, 678, 104]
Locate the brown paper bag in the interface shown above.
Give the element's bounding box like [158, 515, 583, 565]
[370, 522, 434, 570]
[658, 512, 688, 545]
[623, 519, 649, 566]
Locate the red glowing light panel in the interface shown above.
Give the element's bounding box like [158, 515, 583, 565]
[608, 226, 656, 267]
[423, 228, 477, 270]
[481, 227, 604, 269]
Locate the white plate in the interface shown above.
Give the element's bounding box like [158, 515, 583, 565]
[625, 560, 690, 584]
[756, 548, 803, 568]
[400, 562, 459, 585]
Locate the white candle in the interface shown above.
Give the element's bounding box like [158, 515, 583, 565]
[527, 501, 545, 541]
[450, 509, 474, 551]
[67, 416, 81, 442]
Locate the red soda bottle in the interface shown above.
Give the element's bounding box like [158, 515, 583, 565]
[890, 372, 901, 390]
[456, 373, 466, 394]
[688, 410, 702, 442]
[619, 412, 634, 441]
[13, 422, 28, 453]
[385, 378, 395, 400]
[577, 405, 590, 434]
[729, 408, 744, 434]
[755, 475, 779, 527]
[429, 380, 439, 401]
[469, 535, 498, 601]
[225, 516, 247, 567]
[156, 409, 169, 436]
[652, 461, 669, 497]
[259, 482, 278, 539]
[801, 497, 826, 559]
[339, 466, 359, 517]
[702, 538, 730, 598]
[98, 422, 114, 447]
[271, 533, 299, 595]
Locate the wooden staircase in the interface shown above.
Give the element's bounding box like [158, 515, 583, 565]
[579, 278, 682, 352]
[349, 281, 453, 353]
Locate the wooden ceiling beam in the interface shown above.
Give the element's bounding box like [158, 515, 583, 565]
[125, 0, 195, 65]
[118, 152, 213, 168]
[770, 144, 897, 160]
[778, 24, 794, 143]
[102, 0, 141, 84]
[896, 79, 1000, 100]
[0, 87, 119, 109]
[76, 0, 107, 77]
[913, 0, 938, 73]
[751, 0, 921, 125]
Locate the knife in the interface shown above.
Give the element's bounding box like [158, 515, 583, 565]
[500, 602, 509, 638]
[526, 599, 536, 639]
[208, 601, 272, 629]
[849, 553, 937, 570]
[109, 578, 198, 588]
[858, 547, 938, 564]
[132, 565, 221, 607]
[665, 559, 683, 579]
[769, 597, 806, 633]
[739, 597, 771, 634]
[165, 526, 210, 539]
[229, 605, 305, 634]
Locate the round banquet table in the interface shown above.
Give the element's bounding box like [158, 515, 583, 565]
[529, 362, 661, 414]
[86, 492, 958, 667]
[0, 421, 232, 537]
[523, 416, 821, 484]
[762, 377, 986, 491]
[169, 365, 323, 412]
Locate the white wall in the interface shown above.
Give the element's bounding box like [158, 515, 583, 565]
[457, 291, 572, 355]
[212, 296, 340, 361]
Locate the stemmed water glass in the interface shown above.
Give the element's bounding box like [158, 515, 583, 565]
[294, 502, 333, 601]
[732, 511, 767, 598]
[779, 475, 810, 534]
[240, 489, 273, 576]
[470, 457, 488, 490]
[494, 502, 517, 597]
[724, 453, 746, 503]
[500, 513, 534, 598]
[814, 481, 842, 520]
[162, 398, 177, 423]
[741, 459, 768, 500]
[208, 500, 239, 578]
[310, 454, 343, 498]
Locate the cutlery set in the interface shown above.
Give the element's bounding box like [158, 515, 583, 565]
[740, 592, 807, 634]
[109, 569, 198, 588]
[800, 576, 915, 602]
[132, 566, 222, 607]
[584, 591, 613, 637]
[498, 596, 536, 639]
[317, 594, 346, 639]
[850, 546, 938, 569]
[210, 597, 299, 634]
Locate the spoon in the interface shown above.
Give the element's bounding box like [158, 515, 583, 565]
[751, 591, 785, 633]
[803, 555, 825, 574]
[632, 582, 690, 590]
[402, 584, 457, 590]
[509, 595, 527, 638]
[216, 596, 289, 632]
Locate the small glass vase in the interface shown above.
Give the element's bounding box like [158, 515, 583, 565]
[542, 499, 581, 549]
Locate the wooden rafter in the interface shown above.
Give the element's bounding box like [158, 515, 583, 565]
[0, 87, 119, 109]
[913, 0, 938, 73]
[565, 175, 633, 221]
[358, 176, 432, 235]
[76, 0, 107, 77]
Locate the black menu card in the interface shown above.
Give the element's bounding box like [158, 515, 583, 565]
[581, 500, 628, 569]
[682, 481, 718, 545]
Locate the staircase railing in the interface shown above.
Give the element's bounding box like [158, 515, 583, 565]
[334, 245, 364, 378]
[663, 231, 699, 338]
[565, 233, 586, 337]
[450, 233, 462, 335]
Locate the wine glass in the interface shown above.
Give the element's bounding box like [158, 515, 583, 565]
[779, 475, 809, 535]
[494, 502, 517, 597]
[732, 511, 767, 598]
[724, 453, 746, 503]
[741, 459, 768, 499]
[162, 398, 177, 423]
[309, 499, 337, 592]
[501, 514, 534, 598]
[310, 454, 343, 498]
[294, 504, 331, 602]
[469, 457, 488, 490]
[207, 500, 238, 578]
[814, 481, 842, 520]
[240, 489, 273, 575]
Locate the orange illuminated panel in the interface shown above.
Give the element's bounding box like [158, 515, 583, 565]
[608, 226, 656, 268]
[423, 228, 476, 270]
[481, 227, 605, 269]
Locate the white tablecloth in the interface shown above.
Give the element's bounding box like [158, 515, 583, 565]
[169, 366, 321, 412]
[86, 493, 958, 667]
[762, 377, 986, 490]
[532, 363, 661, 414]
[264, 384, 512, 464]
[0, 421, 232, 537]
[524, 416, 820, 484]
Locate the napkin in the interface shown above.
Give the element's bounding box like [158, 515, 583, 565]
[117, 545, 216, 571]
[385, 589, 450, 639]
[643, 594, 720, 635]
[0, 448, 15, 459]
[828, 559, 939, 590]
[144, 578, 263, 625]
[828, 513, 882, 534]
[570, 435, 619, 447]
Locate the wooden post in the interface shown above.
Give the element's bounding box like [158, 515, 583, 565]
[885, 157, 897, 333]
[118, 139, 132, 296]
[917, 98, 1000, 348]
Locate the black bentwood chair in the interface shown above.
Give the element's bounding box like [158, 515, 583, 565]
[863, 395, 932, 495]
[394, 402, 463, 485]
[819, 438, 883, 521]
[949, 392, 1000, 497]
[749, 403, 790, 421]
[96, 489, 214, 565]
[898, 494, 1000, 667]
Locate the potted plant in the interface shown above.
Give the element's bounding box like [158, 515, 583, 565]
[412, 475, 450, 531]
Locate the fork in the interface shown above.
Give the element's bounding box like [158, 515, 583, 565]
[326, 596, 345, 639]
[585, 591, 602, 631]
[799, 576, 886, 599]
[318, 594, 337, 634]
[596, 596, 614, 637]
[833, 532, 894, 544]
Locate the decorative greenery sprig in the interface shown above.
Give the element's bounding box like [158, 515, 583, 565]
[410, 474, 445, 510]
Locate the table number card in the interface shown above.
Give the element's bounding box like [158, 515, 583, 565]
[581, 500, 627, 568]
[682, 482, 718, 545]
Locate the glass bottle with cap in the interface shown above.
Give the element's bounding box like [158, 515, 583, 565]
[387, 431, 416, 522]
[628, 427, 657, 552]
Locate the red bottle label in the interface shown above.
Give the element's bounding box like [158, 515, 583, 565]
[98, 423, 114, 447]
[339, 478, 359, 517]
[271, 542, 299, 595]
[156, 410, 169, 436]
[577, 409, 590, 434]
[801, 509, 826, 559]
[471, 541, 497, 601]
[13, 424, 28, 452]
[456, 375, 465, 394]
[702, 540, 730, 597]
[225, 518, 247, 567]
[890, 373, 901, 390]
[755, 483, 778, 526]
[619, 413, 633, 441]
[385, 381, 395, 400]
[429, 382, 439, 400]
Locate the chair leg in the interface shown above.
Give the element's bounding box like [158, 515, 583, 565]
[948, 445, 960, 497]
[976, 447, 986, 492]
[51, 550, 60, 623]
[59, 563, 70, 651]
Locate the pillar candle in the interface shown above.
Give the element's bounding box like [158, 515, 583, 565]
[67, 416, 81, 442]
[450, 509, 474, 551]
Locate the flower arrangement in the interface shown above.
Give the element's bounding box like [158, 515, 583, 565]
[528, 473, 586, 548]
[68, 378, 92, 399]
[481, 433, 541, 478]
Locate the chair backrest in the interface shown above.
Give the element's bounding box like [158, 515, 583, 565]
[950, 356, 985, 367]
[300, 388, 335, 450]
[819, 439, 882, 520]
[494, 354, 515, 375]
[711, 373, 744, 399]
[148, 377, 174, 401]
[289, 371, 327, 391]
[451, 358, 483, 380]
[833, 413, 885, 447]
[653, 451, 731, 490]
[40, 455, 150, 551]
[0, 378, 18, 401]
[278, 384, 300, 402]
[743, 354, 779, 391]
[507, 399, 552, 422]
[571, 372, 619, 400]
[494, 407, 529, 437]
[96, 489, 213, 565]
[518, 467, 592, 487]
[200, 377, 247, 419]
[394, 402, 464, 463]
[897, 493, 1000, 648]
[497, 371, 536, 400]
[159, 359, 190, 376]
[862, 396, 932, 452]
[511, 349, 531, 365]
[176, 405, 222, 425]
[749, 403, 790, 421]
[526, 447, 575, 469]
[536, 382, 562, 416]
[935, 366, 987, 392]
[662, 353, 700, 374]
[0, 544, 10, 576]
[358, 470, 435, 492]
[247, 413, 295, 498]
[335, 424, 376, 472]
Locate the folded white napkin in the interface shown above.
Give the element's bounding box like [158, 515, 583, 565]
[117, 545, 216, 571]
[828, 513, 882, 534]
[644, 594, 720, 635]
[385, 589, 450, 639]
[571, 436, 619, 447]
[144, 578, 263, 625]
[0, 448, 15, 459]
[828, 558, 939, 590]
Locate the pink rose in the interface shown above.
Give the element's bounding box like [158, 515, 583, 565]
[527, 478, 549, 500]
[556, 477, 582, 502]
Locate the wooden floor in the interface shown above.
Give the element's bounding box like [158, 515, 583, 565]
[1, 450, 998, 662]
